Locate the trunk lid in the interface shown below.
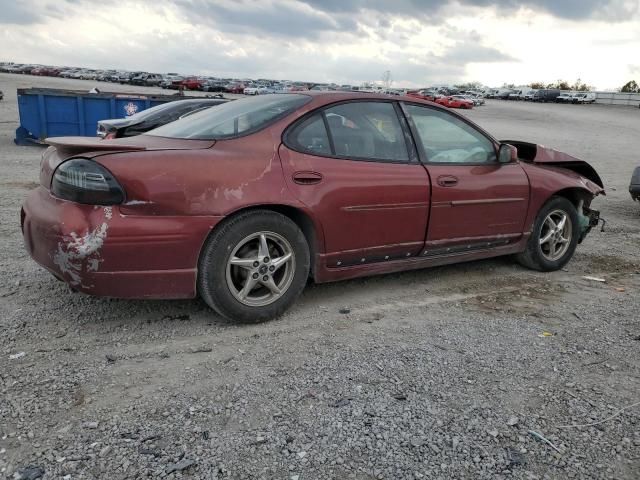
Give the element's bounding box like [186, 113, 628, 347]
[40, 135, 215, 189]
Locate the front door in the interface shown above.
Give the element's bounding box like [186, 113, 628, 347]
[279, 100, 430, 267]
[402, 102, 530, 254]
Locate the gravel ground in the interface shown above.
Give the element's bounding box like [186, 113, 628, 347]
[1, 73, 639, 480]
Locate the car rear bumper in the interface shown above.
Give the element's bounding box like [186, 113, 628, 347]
[21, 187, 221, 299]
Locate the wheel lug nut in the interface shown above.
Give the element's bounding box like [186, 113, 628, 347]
[252, 273, 259, 279]
[269, 266, 275, 272]
[262, 276, 269, 282]
[253, 261, 259, 267]
[264, 257, 270, 263]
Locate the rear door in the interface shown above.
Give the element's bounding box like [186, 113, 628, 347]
[279, 100, 430, 267]
[402, 102, 530, 254]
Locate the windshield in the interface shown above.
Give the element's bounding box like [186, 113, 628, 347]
[147, 94, 310, 140]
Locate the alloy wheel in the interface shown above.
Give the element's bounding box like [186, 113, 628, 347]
[539, 209, 573, 261]
[225, 231, 296, 307]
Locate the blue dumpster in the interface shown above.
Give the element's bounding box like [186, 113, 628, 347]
[14, 88, 198, 145]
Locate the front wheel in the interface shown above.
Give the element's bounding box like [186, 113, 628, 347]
[198, 210, 310, 322]
[516, 196, 580, 271]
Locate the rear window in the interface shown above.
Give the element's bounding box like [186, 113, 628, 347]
[147, 94, 310, 140]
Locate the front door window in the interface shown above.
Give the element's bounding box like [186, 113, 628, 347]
[404, 104, 496, 164]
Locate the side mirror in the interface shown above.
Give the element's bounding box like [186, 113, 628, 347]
[498, 143, 518, 163]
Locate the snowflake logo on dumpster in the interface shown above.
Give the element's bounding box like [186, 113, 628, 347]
[124, 102, 139, 116]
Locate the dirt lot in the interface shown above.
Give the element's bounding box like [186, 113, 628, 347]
[1, 73, 639, 480]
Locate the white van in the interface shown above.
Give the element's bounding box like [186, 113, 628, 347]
[571, 92, 596, 104]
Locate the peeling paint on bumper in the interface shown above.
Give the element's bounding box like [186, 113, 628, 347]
[21, 187, 223, 299]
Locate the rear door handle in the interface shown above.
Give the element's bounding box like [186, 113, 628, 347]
[293, 171, 323, 185]
[437, 175, 458, 187]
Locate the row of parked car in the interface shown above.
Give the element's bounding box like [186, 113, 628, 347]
[405, 90, 485, 109]
[0, 62, 602, 107]
[487, 88, 597, 103]
[0, 62, 315, 95]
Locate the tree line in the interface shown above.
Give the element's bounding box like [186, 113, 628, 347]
[454, 79, 640, 93]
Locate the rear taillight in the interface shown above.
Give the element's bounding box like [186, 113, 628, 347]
[51, 158, 124, 205]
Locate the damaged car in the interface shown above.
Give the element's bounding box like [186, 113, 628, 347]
[630, 166, 640, 201]
[21, 92, 604, 322]
[97, 98, 228, 139]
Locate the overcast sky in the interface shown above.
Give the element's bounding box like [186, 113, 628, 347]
[1, 0, 639, 89]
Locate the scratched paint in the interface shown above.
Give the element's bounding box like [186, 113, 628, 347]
[52, 208, 110, 286]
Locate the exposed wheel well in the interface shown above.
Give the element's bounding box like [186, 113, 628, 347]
[553, 187, 594, 210]
[202, 205, 320, 278]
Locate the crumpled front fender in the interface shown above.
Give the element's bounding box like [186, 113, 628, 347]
[501, 140, 605, 194]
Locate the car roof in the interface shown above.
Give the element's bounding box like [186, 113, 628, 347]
[295, 90, 445, 108]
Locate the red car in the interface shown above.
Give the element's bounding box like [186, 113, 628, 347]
[435, 95, 474, 109]
[224, 83, 246, 94]
[406, 90, 436, 102]
[181, 77, 203, 90]
[21, 92, 604, 322]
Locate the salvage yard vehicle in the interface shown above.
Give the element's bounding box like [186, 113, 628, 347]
[21, 92, 604, 322]
[181, 77, 204, 90]
[457, 94, 483, 106]
[532, 89, 561, 102]
[243, 86, 260, 95]
[630, 167, 640, 201]
[406, 90, 436, 101]
[435, 95, 474, 109]
[96, 98, 228, 139]
[225, 82, 246, 94]
[130, 73, 163, 86]
[203, 80, 227, 92]
[556, 92, 576, 103]
[572, 92, 596, 104]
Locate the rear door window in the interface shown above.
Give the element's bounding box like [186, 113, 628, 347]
[323, 102, 409, 162]
[285, 101, 410, 162]
[287, 114, 332, 155]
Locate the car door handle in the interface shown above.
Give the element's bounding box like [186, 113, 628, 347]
[293, 171, 323, 185]
[437, 175, 458, 187]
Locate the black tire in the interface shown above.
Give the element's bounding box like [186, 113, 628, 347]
[198, 210, 310, 323]
[516, 196, 580, 271]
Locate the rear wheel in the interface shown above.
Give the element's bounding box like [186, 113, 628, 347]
[516, 196, 579, 271]
[198, 210, 310, 322]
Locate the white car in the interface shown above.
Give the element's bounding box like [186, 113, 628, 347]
[80, 71, 98, 80]
[243, 86, 259, 95]
[456, 94, 483, 106]
[523, 90, 537, 101]
[571, 92, 596, 104]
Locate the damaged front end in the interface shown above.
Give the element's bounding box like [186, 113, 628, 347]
[577, 200, 602, 243]
[504, 140, 605, 243]
[503, 140, 604, 190]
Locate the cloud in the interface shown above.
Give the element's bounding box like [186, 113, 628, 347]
[173, 0, 359, 39]
[0, 1, 43, 24]
[300, 0, 639, 22]
[0, 0, 637, 89]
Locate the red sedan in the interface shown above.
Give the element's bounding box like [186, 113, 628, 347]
[181, 77, 203, 90]
[406, 90, 436, 102]
[435, 95, 474, 109]
[22, 92, 604, 322]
